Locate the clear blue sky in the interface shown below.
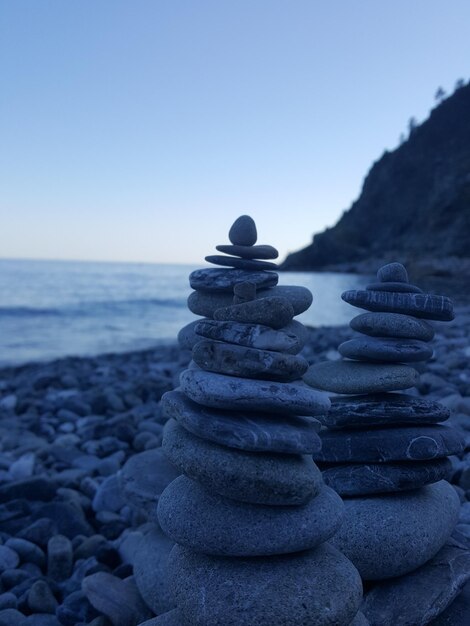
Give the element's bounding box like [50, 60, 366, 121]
[1, 0, 470, 264]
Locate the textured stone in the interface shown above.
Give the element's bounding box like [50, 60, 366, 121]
[177, 319, 209, 350]
[432, 580, 470, 625]
[232, 281, 257, 303]
[341, 290, 454, 321]
[162, 419, 322, 505]
[350, 612, 370, 626]
[205, 255, 278, 271]
[331, 480, 460, 579]
[321, 458, 452, 496]
[304, 361, 419, 394]
[350, 312, 435, 341]
[338, 336, 433, 363]
[214, 296, 294, 329]
[192, 339, 308, 381]
[377, 262, 409, 283]
[189, 268, 277, 293]
[229, 215, 257, 245]
[158, 476, 343, 556]
[47, 535, 73, 581]
[0, 546, 19, 572]
[366, 281, 423, 293]
[143, 610, 183, 625]
[180, 369, 331, 416]
[169, 542, 363, 626]
[216, 244, 279, 259]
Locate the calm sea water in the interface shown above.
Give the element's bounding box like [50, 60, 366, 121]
[0, 259, 369, 366]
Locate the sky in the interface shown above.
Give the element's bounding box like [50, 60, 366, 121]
[1, 1, 470, 265]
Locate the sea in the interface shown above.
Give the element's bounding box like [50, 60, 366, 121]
[0, 259, 370, 367]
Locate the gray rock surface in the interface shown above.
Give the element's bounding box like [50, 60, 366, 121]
[141, 610, 183, 625]
[216, 244, 278, 259]
[366, 281, 423, 293]
[341, 290, 454, 321]
[189, 268, 277, 293]
[350, 312, 435, 340]
[214, 296, 294, 329]
[228, 215, 257, 245]
[431, 580, 470, 625]
[205, 255, 278, 271]
[338, 336, 433, 363]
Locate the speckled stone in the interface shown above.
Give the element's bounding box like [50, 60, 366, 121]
[431, 580, 470, 625]
[314, 425, 464, 463]
[366, 281, 423, 293]
[350, 312, 435, 341]
[321, 458, 452, 496]
[180, 369, 331, 416]
[216, 244, 279, 259]
[377, 262, 409, 283]
[177, 319, 210, 350]
[157, 476, 343, 556]
[214, 296, 294, 329]
[229, 215, 257, 245]
[331, 480, 460, 580]
[161, 390, 322, 455]
[205, 255, 278, 271]
[338, 337, 433, 363]
[350, 613, 370, 626]
[192, 339, 308, 381]
[189, 268, 278, 293]
[168, 543, 362, 626]
[162, 419, 322, 505]
[303, 361, 419, 394]
[341, 290, 454, 321]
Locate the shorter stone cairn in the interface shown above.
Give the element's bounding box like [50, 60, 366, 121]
[156, 216, 363, 625]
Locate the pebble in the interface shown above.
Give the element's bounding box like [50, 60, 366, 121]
[157, 475, 343, 556]
[0, 609, 24, 626]
[27, 580, 58, 614]
[216, 243, 278, 259]
[350, 311, 435, 341]
[214, 296, 294, 329]
[177, 319, 207, 350]
[228, 215, 257, 245]
[366, 281, 423, 293]
[205, 255, 278, 271]
[0, 546, 19, 572]
[47, 535, 73, 581]
[92, 475, 125, 513]
[377, 262, 409, 282]
[0, 593, 17, 610]
[338, 336, 433, 363]
[141, 610, 182, 625]
[5, 539, 45, 569]
[189, 268, 278, 293]
[341, 290, 455, 321]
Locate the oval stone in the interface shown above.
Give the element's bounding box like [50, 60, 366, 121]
[350, 312, 435, 341]
[366, 281, 423, 293]
[162, 419, 322, 505]
[177, 319, 209, 350]
[214, 296, 294, 329]
[157, 476, 343, 556]
[377, 262, 409, 283]
[229, 215, 257, 245]
[341, 290, 454, 321]
[205, 255, 278, 271]
[338, 337, 433, 363]
[190, 268, 278, 293]
[216, 244, 279, 259]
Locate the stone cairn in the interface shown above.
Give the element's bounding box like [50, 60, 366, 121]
[304, 262, 466, 621]
[156, 216, 363, 625]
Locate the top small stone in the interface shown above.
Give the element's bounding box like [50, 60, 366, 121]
[377, 262, 409, 283]
[229, 215, 257, 246]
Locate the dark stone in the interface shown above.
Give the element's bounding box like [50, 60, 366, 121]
[47, 535, 73, 582]
[0, 478, 56, 504]
[216, 244, 279, 259]
[20, 616, 61, 625]
[0, 609, 24, 626]
[143, 610, 183, 625]
[213, 296, 294, 329]
[0, 546, 19, 572]
[232, 281, 257, 303]
[377, 262, 409, 282]
[205, 255, 278, 271]
[189, 268, 277, 293]
[350, 312, 435, 341]
[5, 539, 45, 569]
[17, 519, 57, 548]
[177, 319, 208, 350]
[32, 502, 92, 539]
[431, 580, 470, 625]
[338, 336, 433, 363]
[341, 290, 454, 321]
[27, 580, 58, 614]
[366, 281, 423, 293]
[56, 589, 100, 625]
[228, 215, 257, 245]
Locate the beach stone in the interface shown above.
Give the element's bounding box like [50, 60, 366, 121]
[161, 390, 322, 454]
[0, 546, 19, 572]
[158, 476, 343, 556]
[5, 538, 45, 568]
[205, 255, 278, 271]
[187, 290, 234, 316]
[92, 474, 125, 513]
[304, 360, 419, 394]
[341, 290, 454, 321]
[228, 215, 257, 245]
[162, 419, 322, 505]
[233, 281, 257, 303]
[331, 480, 460, 579]
[47, 535, 73, 581]
[214, 296, 294, 329]
[0, 610, 25, 626]
[432, 580, 470, 625]
[216, 244, 278, 259]
[377, 262, 409, 283]
[350, 312, 435, 341]
[180, 369, 331, 416]
[315, 425, 464, 463]
[192, 339, 308, 381]
[189, 268, 277, 293]
[362, 541, 470, 625]
[27, 580, 58, 614]
[177, 319, 209, 350]
[326, 393, 450, 429]
[141, 610, 183, 625]
[321, 458, 452, 496]
[350, 612, 370, 625]
[338, 336, 433, 363]
[366, 281, 423, 293]
[169, 542, 362, 626]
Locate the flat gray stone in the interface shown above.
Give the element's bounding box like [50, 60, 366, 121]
[341, 290, 454, 321]
[192, 339, 308, 381]
[331, 480, 460, 580]
[205, 255, 278, 271]
[177, 319, 209, 350]
[157, 476, 343, 556]
[162, 419, 322, 505]
[303, 361, 419, 394]
[190, 268, 278, 293]
[216, 244, 278, 259]
[321, 458, 452, 496]
[214, 296, 294, 329]
[180, 369, 331, 416]
[315, 425, 464, 463]
[161, 390, 322, 454]
[229, 215, 257, 245]
[338, 337, 433, 363]
[168, 543, 362, 626]
[366, 281, 423, 293]
[350, 312, 435, 341]
[377, 262, 409, 282]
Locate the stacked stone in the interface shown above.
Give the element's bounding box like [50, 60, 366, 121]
[304, 262, 464, 588]
[156, 216, 363, 625]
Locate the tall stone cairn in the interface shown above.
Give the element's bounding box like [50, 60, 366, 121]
[157, 216, 363, 625]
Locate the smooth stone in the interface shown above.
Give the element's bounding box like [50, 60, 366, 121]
[158, 476, 343, 556]
[325, 393, 450, 429]
[205, 255, 278, 271]
[366, 281, 423, 293]
[161, 390, 322, 454]
[180, 369, 331, 416]
[341, 290, 454, 321]
[47, 535, 73, 581]
[216, 244, 278, 259]
[321, 458, 452, 496]
[228, 215, 257, 245]
[338, 337, 433, 363]
[350, 312, 435, 341]
[141, 610, 183, 625]
[315, 425, 464, 463]
[27, 580, 58, 614]
[177, 319, 210, 350]
[350, 612, 370, 626]
[0, 546, 19, 572]
[331, 480, 460, 580]
[192, 339, 308, 381]
[169, 542, 363, 626]
[303, 361, 419, 394]
[377, 262, 409, 283]
[233, 281, 257, 302]
[214, 296, 294, 329]
[162, 419, 322, 505]
[189, 268, 277, 293]
[362, 541, 470, 625]
[0, 610, 24, 626]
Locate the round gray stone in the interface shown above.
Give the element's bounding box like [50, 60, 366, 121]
[205, 255, 278, 271]
[190, 268, 278, 293]
[214, 296, 294, 329]
[168, 542, 363, 626]
[331, 480, 460, 579]
[229, 215, 257, 245]
[377, 262, 409, 283]
[216, 244, 279, 259]
[303, 360, 419, 394]
[338, 337, 433, 363]
[180, 369, 331, 416]
[157, 476, 343, 556]
[341, 290, 454, 321]
[366, 281, 423, 293]
[350, 312, 435, 341]
[162, 419, 322, 505]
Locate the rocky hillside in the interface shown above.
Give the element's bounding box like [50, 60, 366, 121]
[281, 82, 470, 278]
